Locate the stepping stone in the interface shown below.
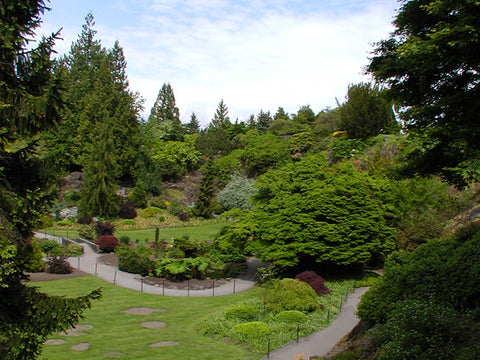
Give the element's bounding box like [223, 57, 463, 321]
[121, 307, 166, 315]
[103, 351, 124, 357]
[149, 341, 180, 348]
[71, 342, 90, 351]
[45, 339, 66, 345]
[141, 321, 166, 328]
[60, 324, 93, 336]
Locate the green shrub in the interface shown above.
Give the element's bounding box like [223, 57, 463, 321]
[24, 238, 45, 272]
[78, 224, 96, 241]
[122, 219, 135, 226]
[264, 278, 319, 314]
[116, 246, 155, 276]
[274, 310, 308, 324]
[65, 243, 83, 257]
[156, 257, 212, 280]
[40, 239, 62, 255]
[119, 235, 130, 245]
[56, 219, 73, 226]
[233, 321, 270, 338]
[141, 206, 162, 218]
[225, 305, 259, 321]
[39, 214, 55, 228]
[355, 272, 381, 288]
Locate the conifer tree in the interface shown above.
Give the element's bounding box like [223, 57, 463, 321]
[210, 99, 231, 128]
[0, 2, 100, 358]
[148, 83, 183, 141]
[185, 112, 200, 134]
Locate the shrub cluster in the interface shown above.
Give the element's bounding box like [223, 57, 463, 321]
[295, 270, 330, 296]
[116, 246, 155, 276]
[233, 321, 270, 338]
[119, 201, 137, 219]
[274, 310, 308, 324]
[23, 238, 45, 273]
[46, 255, 72, 274]
[76, 215, 93, 225]
[225, 305, 259, 321]
[95, 221, 115, 236]
[264, 278, 319, 313]
[95, 235, 120, 253]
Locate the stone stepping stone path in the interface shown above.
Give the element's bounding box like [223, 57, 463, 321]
[59, 324, 93, 336]
[141, 321, 166, 328]
[121, 307, 166, 315]
[149, 341, 180, 348]
[71, 342, 90, 351]
[45, 339, 66, 346]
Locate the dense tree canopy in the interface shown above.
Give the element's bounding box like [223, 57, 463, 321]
[0, 2, 100, 358]
[368, 0, 480, 185]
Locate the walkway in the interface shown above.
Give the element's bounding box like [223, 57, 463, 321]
[260, 287, 369, 360]
[35, 233, 256, 297]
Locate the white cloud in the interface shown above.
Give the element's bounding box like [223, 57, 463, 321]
[38, 0, 398, 126]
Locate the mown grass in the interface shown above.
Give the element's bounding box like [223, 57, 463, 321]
[35, 276, 355, 359]
[38, 221, 226, 244]
[35, 276, 260, 360]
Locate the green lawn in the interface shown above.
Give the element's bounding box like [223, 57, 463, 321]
[36, 276, 260, 360]
[38, 222, 225, 244]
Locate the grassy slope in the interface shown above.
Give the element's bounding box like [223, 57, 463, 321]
[37, 276, 260, 360]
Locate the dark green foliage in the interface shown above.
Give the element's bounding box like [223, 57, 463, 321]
[211, 216, 255, 263]
[338, 82, 398, 139]
[195, 127, 232, 156]
[40, 240, 62, 255]
[295, 271, 330, 296]
[367, 0, 480, 186]
[193, 159, 216, 218]
[357, 228, 480, 325]
[95, 221, 115, 236]
[274, 310, 308, 324]
[115, 245, 155, 276]
[80, 120, 120, 218]
[46, 255, 72, 274]
[78, 224, 96, 241]
[148, 83, 182, 141]
[251, 154, 395, 269]
[156, 257, 212, 280]
[95, 235, 120, 253]
[128, 181, 147, 208]
[185, 112, 200, 134]
[225, 305, 259, 321]
[76, 215, 93, 225]
[0, 3, 101, 358]
[264, 278, 319, 314]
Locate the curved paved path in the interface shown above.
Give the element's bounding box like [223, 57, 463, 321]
[35, 233, 256, 296]
[260, 286, 369, 360]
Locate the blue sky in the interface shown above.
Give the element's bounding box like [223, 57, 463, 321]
[38, 0, 399, 126]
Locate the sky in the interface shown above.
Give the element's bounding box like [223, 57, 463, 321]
[37, 0, 400, 126]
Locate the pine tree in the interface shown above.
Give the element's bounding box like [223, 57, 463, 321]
[0, 2, 100, 358]
[185, 112, 200, 134]
[210, 99, 231, 128]
[80, 117, 120, 218]
[193, 159, 216, 218]
[148, 83, 183, 141]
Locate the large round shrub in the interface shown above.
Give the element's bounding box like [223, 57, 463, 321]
[264, 278, 319, 313]
[234, 321, 270, 338]
[274, 310, 308, 324]
[95, 235, 120, 253]
[225, 305, 259, 321]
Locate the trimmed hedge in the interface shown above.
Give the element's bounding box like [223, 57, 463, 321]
[264, 278, 319, 313]
[225, 305, 259, 321]
[274, 310, 308, 324]
[234, 321, 270, 338]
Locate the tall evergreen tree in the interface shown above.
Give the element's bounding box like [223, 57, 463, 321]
[210, 99, 231, 128]
[256, 110, 273, 133]
[0, 2, 100, 358]
[185, 112, 200, 134]
[148, 83, 182, 141]
[80, 117, 119, 218]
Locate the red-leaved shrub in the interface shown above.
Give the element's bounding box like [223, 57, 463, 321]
[295, 270, 330, 296]
[119, 201, 137, 219]
[95, 235, 120, 253]
[77, 215, 93, 225]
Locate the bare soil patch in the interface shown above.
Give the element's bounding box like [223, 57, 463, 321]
[98, 253, 119, 266]
[28, 268, 89, 282]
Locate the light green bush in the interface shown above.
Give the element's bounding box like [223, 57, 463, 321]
[24, 238, 45, 272]
[65, 243, 83, 257]
[122, 219, 135, 226]
[265, 278, 319, 314]
[234, 321, 270, 338]
[141, 206, 162, 218]
[56, 219, 73, 226]
[274, 310, 308, 324]
[225, 305, 259, 321]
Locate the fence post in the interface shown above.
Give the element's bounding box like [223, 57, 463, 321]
[233, 279, 236, 294]
[187, 281, 190, 296]
[113, 270, 117, 285]
[212, 281, 215, 296]
[267, 338, 271, 358]
[141, 277, 144, 292]
[327, 309, 330, 322]
[95, 262, 98, 275]
[77, 257, 80, 269]
[162, 280, 165, 296]
[296, 325, 299, 343]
